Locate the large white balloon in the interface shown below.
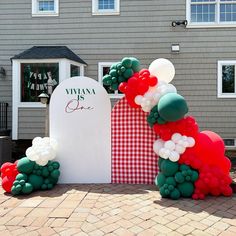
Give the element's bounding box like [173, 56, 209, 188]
[149, 58, 175, 84]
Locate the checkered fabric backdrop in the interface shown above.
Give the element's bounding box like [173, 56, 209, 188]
[112, 97, 159, 184]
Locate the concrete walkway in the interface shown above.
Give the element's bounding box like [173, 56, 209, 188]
[0, 184, 236, 236]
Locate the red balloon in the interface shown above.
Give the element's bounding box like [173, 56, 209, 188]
[118, 82, 127, 93]
[2, 176, 15, 193]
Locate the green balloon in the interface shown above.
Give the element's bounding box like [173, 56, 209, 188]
[28, 174, 44, 190]
[103, 75, 112, 86]
[13, 180, 20, 186]
[170, 188, 181, 200]
[180, 164, 190, 171]
[178, 182, 194, 198]
[121, 57, 132, 68]
[42, 167, 50, 177]
[50, 169, 60, 179]
[158, 158, 164, 169]
[121, 66, 126, 72]
[123, 68, 134, 79]
[175, 172, 185, 183]
[168, 185, 174, 191]
[116, 63, 122, 70]
[11, 186, 20, 195]
[22, 183, 33, 194]
[191, 171, 199, 182]
[16, 173, 28, 182]
[41, 184, 47, 190]
[156, 173, 166, 187]
[109, 69, 118, 77]
[157, 117, 166, 125]
[112, 77, 118, 83]
[52, 162, 60, 169]
[118, 76, 126, 83]
[48, 176, 58, 185]
[166, 177, 176, 186]
[158, 93, 188, 122]
[111, 83, 119, 90]
[161, 159, 179, 177]
[110, 63, 118, 70]
[47, 184, 53, 190]
[185, 176, 191, 181]
[160, 186, 169, 197]
[17, 157, 35, 174]
[48, 165, 54, 172]
[19, 180, 25, 186]
[15, 184, 22, 192]
[130, 57, 141, 72]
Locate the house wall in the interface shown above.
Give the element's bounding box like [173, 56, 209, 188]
[0, 0, 236, 139]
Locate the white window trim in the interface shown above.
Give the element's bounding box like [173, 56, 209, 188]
[32, 0, 59, 17]
[217, 60, 236, 98]
[98, 62, 124, 99]
[92, 0, 120, 15]
[12, 58, 86, 140]
[186, 0, 236, 28]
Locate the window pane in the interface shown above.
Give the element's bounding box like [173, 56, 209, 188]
[38, 0, 55, 12]
[98, 0, 115, 10]
[222, 65, 235, 93]
[220, 3, 236, 22]
[191, 3, 216, 22]
[21, 63, 59, 102]
[70, 65, 80, 77]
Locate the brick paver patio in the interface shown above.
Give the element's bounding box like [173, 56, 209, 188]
[0, 184, 236, 236]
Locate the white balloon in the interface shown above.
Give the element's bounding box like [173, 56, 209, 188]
[167, 84, 177, 93]
[182, 141, 189, 148]
[149, 58, 175, 84]
[178, 140, 185, 146]
[175, 144, 185, 154]
[169, 151, 180, 162]
[135, 95, 143, 105]
[164, 141, 175, 151]
[159, 148, 168, 159]
[142, 106, 151, 113]
[36, 159, 48, 166]
[171, 133, 182, 143]
[43, 137, 51, 144]
[163, 149, 171, 158]
[153, 140, 164, 154]
[187, 137, 195, 147]
[32, 137, 42, 145]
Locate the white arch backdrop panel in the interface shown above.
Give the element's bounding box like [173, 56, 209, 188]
[50, 76, 111, 183]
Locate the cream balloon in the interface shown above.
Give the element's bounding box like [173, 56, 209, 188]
[149, 58, 175, 83]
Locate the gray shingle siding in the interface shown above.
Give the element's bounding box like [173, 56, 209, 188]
[0, 0, 236, 139]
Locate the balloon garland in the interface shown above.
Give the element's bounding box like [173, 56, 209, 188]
[0, 137, 60, 195]
[103, 57, 233, 200]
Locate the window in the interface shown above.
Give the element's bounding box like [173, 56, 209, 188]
[224, 138, 236, 148]
[32, 0, 59, 16]
[70, 64, 80, 77]
[218, 61, 236, 98]
[98, 62, 123, 98]
[21, 63, 59, 102]
[187, 0, 236, 27]
[92, 0, 120, 15]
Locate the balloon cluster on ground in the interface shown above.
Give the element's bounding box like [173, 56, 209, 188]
[0, 137, 60, 195]
[103, 57, 233, 200]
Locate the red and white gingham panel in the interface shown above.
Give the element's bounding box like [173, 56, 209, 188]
[112, 97, 159, 184]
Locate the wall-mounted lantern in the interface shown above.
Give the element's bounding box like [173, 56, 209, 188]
[172, 20, 188, 27]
